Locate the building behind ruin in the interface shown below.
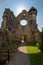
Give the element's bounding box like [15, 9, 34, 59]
[0, 7, 41, 45]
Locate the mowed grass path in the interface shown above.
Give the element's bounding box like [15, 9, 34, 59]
[26, 42, 43, 65]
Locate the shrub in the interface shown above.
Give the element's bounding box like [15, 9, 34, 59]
[36, 42, 41, 47]
[39, 32, 43, 52]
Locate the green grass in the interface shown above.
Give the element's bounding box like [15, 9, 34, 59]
[26, 42, 43, 65]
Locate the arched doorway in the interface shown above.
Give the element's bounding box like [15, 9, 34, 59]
[21, 35, 26, 43]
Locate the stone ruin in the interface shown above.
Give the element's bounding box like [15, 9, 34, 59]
[0, 7, 41, 45]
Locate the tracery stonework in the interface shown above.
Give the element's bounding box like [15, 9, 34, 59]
[0, 7, 41, 45]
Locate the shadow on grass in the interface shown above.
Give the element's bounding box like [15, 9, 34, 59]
[28, 52, 43, 65]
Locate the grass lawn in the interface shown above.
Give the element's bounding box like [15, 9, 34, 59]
[26, 42, 43, 65]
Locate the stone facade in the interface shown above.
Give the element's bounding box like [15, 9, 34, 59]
[0, 7, 41, 45]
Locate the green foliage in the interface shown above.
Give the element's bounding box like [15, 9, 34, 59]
[0, 40, 21, 53]
[31, 40, 37, 44]
[27, 40, 38, 46]
[36, 42, 41, 47]
[39, 31, 43, 51]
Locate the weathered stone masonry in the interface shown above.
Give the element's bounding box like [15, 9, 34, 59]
[0, 7, 41, 45]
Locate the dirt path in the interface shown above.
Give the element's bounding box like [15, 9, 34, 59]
[6, 42, 30, 65]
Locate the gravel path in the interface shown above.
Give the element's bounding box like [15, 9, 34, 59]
[6, 42, 31, 65]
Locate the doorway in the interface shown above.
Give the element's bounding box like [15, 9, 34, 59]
[21, 35, 26, 43]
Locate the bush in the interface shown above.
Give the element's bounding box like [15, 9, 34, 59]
[30, 40, 37, 43]
[36, 42, 41, 47]
[39, 42, 43, 52]
[39, 32, 43, 52]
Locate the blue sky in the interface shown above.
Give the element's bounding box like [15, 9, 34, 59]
[0, 0, 43, 31]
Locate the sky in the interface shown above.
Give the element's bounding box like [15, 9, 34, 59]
[0, 0, 43, 31]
